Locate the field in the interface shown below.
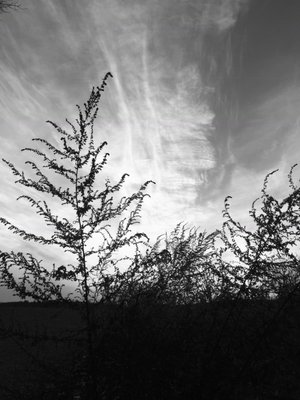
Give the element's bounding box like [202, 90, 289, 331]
[0, 296, 299, 400]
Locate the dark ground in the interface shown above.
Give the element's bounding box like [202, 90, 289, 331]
[0, 296, 299, 400]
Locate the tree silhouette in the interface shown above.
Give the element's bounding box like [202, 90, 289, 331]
[0, 72, 154, 399]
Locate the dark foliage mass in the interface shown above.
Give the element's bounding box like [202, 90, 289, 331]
[0, 75, 299, 399]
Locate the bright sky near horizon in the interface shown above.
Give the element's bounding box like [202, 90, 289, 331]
[1, 0, 300, 301]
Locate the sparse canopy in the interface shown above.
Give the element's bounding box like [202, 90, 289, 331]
[0, 72, 155, 303]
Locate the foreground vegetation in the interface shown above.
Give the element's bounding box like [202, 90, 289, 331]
[0, 74, 299, 399]
[0, 293, 299, 400]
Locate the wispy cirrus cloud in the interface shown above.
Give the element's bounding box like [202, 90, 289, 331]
[0, 0, 253, 300]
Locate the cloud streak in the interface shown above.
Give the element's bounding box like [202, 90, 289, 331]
[0, 0, 265, 301]
[75, 0, 250, 236]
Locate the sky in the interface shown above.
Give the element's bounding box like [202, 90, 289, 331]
[1, 0, 300, 301]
